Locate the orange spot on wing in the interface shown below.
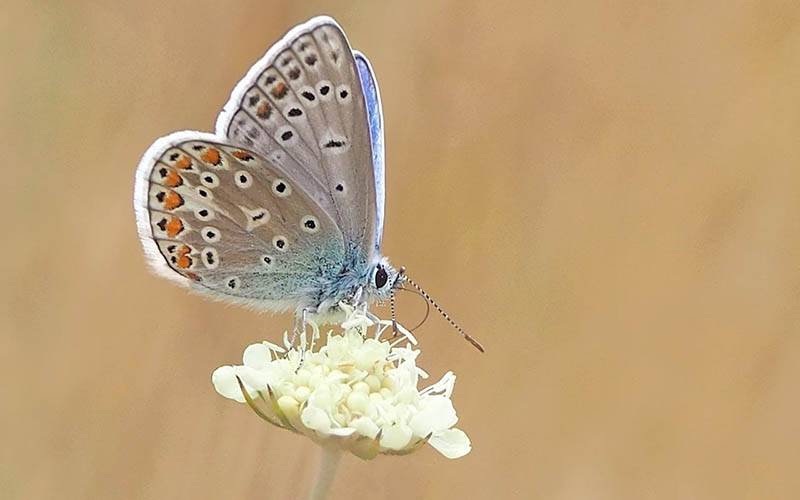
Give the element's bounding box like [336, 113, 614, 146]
[176, 245, 192, 269]
[165, 217, 184, 237]
[201, 148, 221, 165]
[164, 169, 183, 187]
[174, 155, 192, 169]
[183, 272, 201, 281]
[271, 82, 288, 99]
[233, 151, 254, 161]
[163, 190, 184, 210]
[256, 102, 272, 120]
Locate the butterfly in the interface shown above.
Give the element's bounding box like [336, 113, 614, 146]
[134, 16, 483, 350]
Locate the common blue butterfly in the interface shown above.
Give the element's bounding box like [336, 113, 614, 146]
[134, 16, 482, 350]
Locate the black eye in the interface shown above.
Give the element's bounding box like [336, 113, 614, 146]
[375, 266, 388, 288]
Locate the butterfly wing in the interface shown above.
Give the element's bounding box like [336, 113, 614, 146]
[354, 51, 385, 251]
[215, 16, 381, 263]
[134, 132, 346, 311]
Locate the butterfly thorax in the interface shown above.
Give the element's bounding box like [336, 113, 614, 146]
[299, 254, 398, 323]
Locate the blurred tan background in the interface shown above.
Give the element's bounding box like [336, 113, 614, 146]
[3, 0, 800, 498]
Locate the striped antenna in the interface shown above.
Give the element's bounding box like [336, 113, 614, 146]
[404, 274, 485, 353]
[389, 288, 399, 336]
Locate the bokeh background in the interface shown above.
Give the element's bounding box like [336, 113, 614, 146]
[4, 1, 800, 498]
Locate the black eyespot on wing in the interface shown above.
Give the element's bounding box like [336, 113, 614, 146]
[339, 89, 348, 99]
[287, 108, 302, 117]
[288, 67, 301, 80]
[375, 266, 388, 288]
[281, 130, 293, 141]
[335, 184, 344, 192]
[301, 91, 315, 101]
[319, 85, 330, 95]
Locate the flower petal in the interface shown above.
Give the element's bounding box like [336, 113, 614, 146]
[409, 395, 458, 436]
[236, 366, 269, 393]
[380, 423, 413, 450]
[243, 342, 275, 368]
[350, 417, 380, 439]
[301, 406, 332, 432]
[212, 366, 249, 402]
[328, 427, 356, 437]
[428, 428, 471, 459]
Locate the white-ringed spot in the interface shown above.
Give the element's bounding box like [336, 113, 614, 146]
[317, 80, 333, 102]
[272, 235, 288, 252]
[298, 86, 318, 108]
[234, 170, 253, 189]
[335, 84, 352, 104]
[196, 186, 213, 200]
[284, 106, 304, 120]
[194, 207, 214, 221]
[301, 215, 320, 233]
[201, 226, 221, 243]
[200, 171, 220, 188]
[240, 206, 270, 232]
[261, 255, 275, 269]
[272, 179, 291, 197]
[274, 125, 298, 147]
[201, 247, 219, 269]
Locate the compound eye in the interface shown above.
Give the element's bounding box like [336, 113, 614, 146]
[375, 266, 388, 288]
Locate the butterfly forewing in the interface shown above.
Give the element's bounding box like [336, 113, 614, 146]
[139, 134, 346, 308]
[216, 18, 379, 262]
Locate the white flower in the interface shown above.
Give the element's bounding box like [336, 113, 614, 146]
[211, 303, 471, 459]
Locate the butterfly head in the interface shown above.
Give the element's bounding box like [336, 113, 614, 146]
[365, 258, 405, 302]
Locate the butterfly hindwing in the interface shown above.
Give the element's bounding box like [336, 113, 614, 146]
[135, 132, 346, 310]
[215, 16, 379, 263]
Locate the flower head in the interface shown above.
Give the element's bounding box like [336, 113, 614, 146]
[212, 303, 471, 459]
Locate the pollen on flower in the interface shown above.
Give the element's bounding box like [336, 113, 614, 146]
[211, 303, 471, 459]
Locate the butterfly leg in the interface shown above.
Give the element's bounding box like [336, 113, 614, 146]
[289, 308, 311, 348]
[289, 316, 301, 349]
[352, 286, 364, 307]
